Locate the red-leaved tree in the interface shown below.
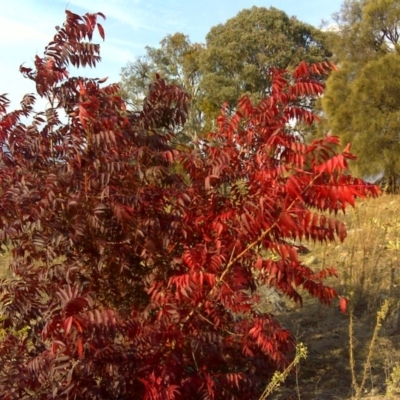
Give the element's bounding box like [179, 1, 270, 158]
[0, 11, 379, 399]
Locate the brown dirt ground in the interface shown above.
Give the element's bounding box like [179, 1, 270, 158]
[268, 297, 400, 399]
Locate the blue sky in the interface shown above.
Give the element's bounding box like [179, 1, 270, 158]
[1, 0, 342, 109]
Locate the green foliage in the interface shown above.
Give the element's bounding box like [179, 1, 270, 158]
[320, 0, 400, 190]
[200, 7, 333, 118]
[120, 33, 204, 139]
[120, 6, 334, 135]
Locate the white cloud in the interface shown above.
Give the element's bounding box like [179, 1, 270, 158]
[66, 0, 158, 31]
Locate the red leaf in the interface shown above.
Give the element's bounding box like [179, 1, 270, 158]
[64, 317, 73, 336]
[97, 23, 105, 40]
[77, 338, 83, 359]
[339, 297, 348, 314]
[78, 105, 88, 127]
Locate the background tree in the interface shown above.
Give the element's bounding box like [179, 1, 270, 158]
[121, 6, 334, 134]
[320, 0, 400, 191]
[120, 33, 204, 140]
[0, 11, 378, 399]
[200, 6, 334, 121]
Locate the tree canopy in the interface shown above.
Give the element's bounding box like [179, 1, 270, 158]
[320, 0, 400, 190]
[200, 6, 333, 116]
[120, 33, 204, 139]
[120, 6, 334, 135]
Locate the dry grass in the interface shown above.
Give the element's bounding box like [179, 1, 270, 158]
[315, 194, 400, 314]
[270, 193, 400, 399]
[286, 193, 400, 333]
